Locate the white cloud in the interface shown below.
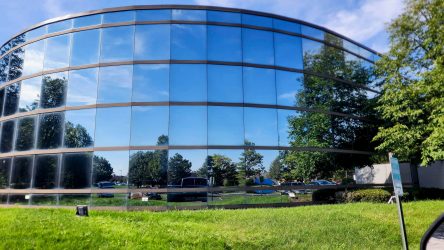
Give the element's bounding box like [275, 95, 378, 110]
[42, 0, 69, 18]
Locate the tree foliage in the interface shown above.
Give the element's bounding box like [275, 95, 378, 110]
[92, 155, 113, 183]
[373, 0, 444, 165]
[238, 141, 264, 180]
[167, 153, 192, 185]
[199, 154, 239, 186]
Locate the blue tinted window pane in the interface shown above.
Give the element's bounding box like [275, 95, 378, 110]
[70, 29, 100, 66]
[207, 25, 241, 62]
[302, 39, 324, 69]
[136, 9, 171, 21]
[47, 19, 72, 33]
[64, 109, 95, 148]
[171, 24, 206, 60]
[243, 29, 274, 65]
[208, 106, 244, 145]
[278, 109, 300, 146]
[243, 67, 276, 105]
[244, 107, 278, 146]
[100, 26, 134, 62]
[172, 9, 206, 21]
[134, 25, 170, 60]
[343, 40, 360, 55]
[44, 34, 71, 70]
[169, 106, 207, 145]
[40, 72, 68, 109]
[73, 14, 102, 28]
[170, 64, 206, 102]
[95, 107, 131, 146]
[207, 11, 241, 23]
[131, 106, 169, 146]
[1, 120, 15, 153]
[274, 33, 303, 69]
[102, 11, 135, 23]
[67, 68, 98, 106]
[242, 14, 272, 28]
[301, 25, 324, 40]
[25, 26, 46, 42]
[359, 48, 374, 61]
[22, 40, 45, 76]
[273, 19, 301, 33]
[18, 76, 41, 112]
[8, 47, 25, 81]
[15, 116, 36, 151]
[97, 65, 132, 103]
[276, 71, 303, 106]
[132, 64, 169, 102]
[4, 82, 20, 116]
[208, 65, 242, 103]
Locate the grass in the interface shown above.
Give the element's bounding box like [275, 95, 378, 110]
[0, 200, 443, 249]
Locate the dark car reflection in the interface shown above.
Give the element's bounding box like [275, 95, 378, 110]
[167, 177, 208, 202]
[96, 181, 115, 198]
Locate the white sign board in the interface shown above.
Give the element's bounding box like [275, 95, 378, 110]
[389, 155, 404, 196]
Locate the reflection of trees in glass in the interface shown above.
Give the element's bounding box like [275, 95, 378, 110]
[268, 151, 289, 181]
[168, 153, 192, 185]
[6, 35, 25, 81]
[34, 155, 58, 189]
[40, 75, 67, 108]
[128, 135, 168, 188]
[37, 113, 63, 149]
[93, 156, 113, 183]
[62, 153, 92, 189]
[64, 122, 93, 148]
[0, 56, 9, 83]
[10, 157, 32, 189]
[199, 155, 238, 187]
[4, 83, 20, 116]
[238, 141, 264, 182]
[15, 117, 35, 151]
[0, 159, 11, 188]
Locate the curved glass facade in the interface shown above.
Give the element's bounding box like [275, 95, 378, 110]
[0, 6, 380, 208]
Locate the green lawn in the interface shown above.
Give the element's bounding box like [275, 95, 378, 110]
[0, 200, 443, 249]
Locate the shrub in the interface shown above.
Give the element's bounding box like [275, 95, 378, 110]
[346, 189, 391, 203]
[312, 188, 337, 203]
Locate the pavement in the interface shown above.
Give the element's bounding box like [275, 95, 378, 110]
[426, 223, 444, 250]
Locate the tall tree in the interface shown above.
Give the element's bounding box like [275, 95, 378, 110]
[373, 0, 444, 166]
[64, 122, 93, 148]
[167, 153, 192, 185]
[199, 154, 239, 186]
[92, 155, 113, 183]
[238, 141, 264, 181]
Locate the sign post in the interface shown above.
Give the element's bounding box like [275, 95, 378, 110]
[389, 153, 408, 250]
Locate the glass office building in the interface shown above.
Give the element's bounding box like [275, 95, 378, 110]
[0, 6, 380, 209]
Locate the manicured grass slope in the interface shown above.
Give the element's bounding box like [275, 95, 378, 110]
[0, 201, 442, 249]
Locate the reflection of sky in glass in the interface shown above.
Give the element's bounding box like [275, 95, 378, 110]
[242, 14, 272, 28]
[273, 19, 301, 33]
[169, 150, 207, 171]
[169, 106, 206, 145]
[134, 25, 170, 60]
[207, 25, 241, 62]
[208, 65, 242, 103]
[243, 67, 276, 105]
[256, 150, 279, 171]
[73, 14, 102, 28]
[100, 26, 134, 62]
[136, 10, 171, 21]
[302, 38, 323, 56]
[25, 26, 46, 42]
[94, 151, 129, 177]
[64, 109, 96, 145]
[171, 24, 206, 60]
[274, 33, 303, 69]
[301, 25, 324, 40]
[130, 106, 169, 146]
[207, 11, 241, 23]
[244, 107, 278, 146]
[170, 64, 206, 102]
[44, 34, 71, 70]
[102, 11, 135, 23]
[243, 28, 274, 65]
[172, 9, 206, 21]
[278, 109, 300, 146]
[276, 70, 303, 106]
[132, 64, 169, 102]
[47, 19, 72, 33]
[22, 40, 44, 76]
[70, 29, 100, 66]
[97, 65, 132, 103]
[95, 107, 131, 147]
[67, 68, 98, 106]
[207, 149, 243, 165]
[18, 76, 41, 112]
[208, 106, 244, 146]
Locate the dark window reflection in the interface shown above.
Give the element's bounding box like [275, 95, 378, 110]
[207, 65, 242, 103]
[15, 116, 36, 151]
[171, 24, 206, 60]
[100, 26, 134, 62]
[40, 72, 68, 109]
[10, 156, 33, 189]
[207, 26, 241, 62]
[1, 120, 15, 153]
[134, 25, 170, 60]
[70, 29, 100, 66]
[243, 67, 276, 105]
[60, 153, 92, 189]
[243, 28, 274, 65]
[33, 155, 59, 189]
[0, 158, 11, 188]
[8, 47, 25, 81]
[170, 64, 206, 102]
[129, 149, 168, 188]
[64, 109, 95, 148]
[132, 64, 169, 102]
[66, 68, 98, 106]
[131, 106, 168, 146]
[298, 75, 333, 111]
[97, 65, 133, 103]
[37, 112, 64, 149]
[0, 89, 4, 117]
[44, 34, 71, 70]
[4, 82, 20, 116]
[18, 77, 41, 112]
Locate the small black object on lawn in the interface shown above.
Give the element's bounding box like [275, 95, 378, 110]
[76, 205, 89, 216]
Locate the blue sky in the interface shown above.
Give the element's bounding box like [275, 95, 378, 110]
[0, 0, 404, 53]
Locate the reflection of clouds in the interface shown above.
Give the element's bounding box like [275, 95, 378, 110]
[171, 24, 205, 49]
[19, 77, 41, 108]
[278, 91, 298, 102]
[44, 35, 70, 70]
[23, 42, 44, 75]
[99, 66, 132, 89]
[67, 70, 97, 105]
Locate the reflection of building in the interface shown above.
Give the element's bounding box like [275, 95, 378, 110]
[0, 6, 380, 209]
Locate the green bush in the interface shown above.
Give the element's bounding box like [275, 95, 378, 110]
[312, 188, 337, 203]
[346, 189, 391, 203]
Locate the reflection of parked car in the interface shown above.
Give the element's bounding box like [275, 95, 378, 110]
[146, 192, 162, 200]
[280, 181, 306, 194]
[308, 180, 337, 186]
[97, 181, 115, 198]
[167, 177, 208, 202]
